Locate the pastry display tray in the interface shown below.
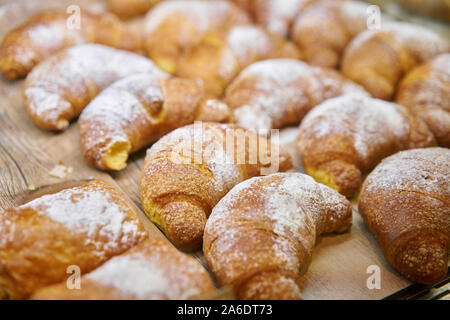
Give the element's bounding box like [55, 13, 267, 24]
[0, 0, 448, 300]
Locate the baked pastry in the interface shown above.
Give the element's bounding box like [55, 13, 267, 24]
[79, 74, 232, 171]
[342, 22, 450, 100]
[143, 0, 250, 74]
[203, 172, 352, 299]
[140, 122, 293, 251]
[292, 0, 383, 68]
[297, 93, 437, 198]
[396, 53, 450, 147]
[0, 10, 141, 80]
[108, 0, 162, 20]
[30, 238, 216, 299]
[231, 0, 315, 36]
[225, 59, 367, 133]
[24, 44, 168, 131]
[358, 147, 449, 284]
[0, 180, 147, 299]
[176, 25, 301, 97]
[399, 0, 450, 22]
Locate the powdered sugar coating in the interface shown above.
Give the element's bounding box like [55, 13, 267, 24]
[78, 74, 168, 165]
[25, 23, 81, 53]
[86, 240, 210, 299]
[382, 22, 450, 62]
[22, 181, 145, 253]
[0, 9, 143, 80]
[24, 44, 167, 129]
[190, 123, 243, 194]
[278, 126, 302, 170]
[339, 0, 378, 34]
[358, 147, 449, 284]
[228, 59, 312, 132]
[226, 25, 272, 66]
[145, 0, 248, 35]
[226, 59, 367, 132]
[148, 123, 244, 196]
[232, 104, 273, 135]
[261, 0, 311, 35]
[204, 172, 351, 291]
[362, 148, 450, 199]
[299, 93, 409, 162]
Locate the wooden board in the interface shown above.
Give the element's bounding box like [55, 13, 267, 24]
[1, 0, 446, 300]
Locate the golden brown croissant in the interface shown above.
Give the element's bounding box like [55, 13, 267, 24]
[24, 44, 168, 131]
[140, 122, 293, 251]
[225, 59, 367, 133]
[291, 0, 383, 68]
[297, 93, 437, 198]
[108, 0, 162, 20]
[79, 74, 232, 171]
[396, 53, 450, 148]
[342, 22, 450, 100]
[30, 238, 216, 300]
[0, 9, 142, 80]
[176, 25, 301, 97]
[358, 147, 450, 284]
[0, 180, 147, 300]
[143, 0, 250, 74]
[231, 0, 315, 36]
[203, 172, 352, 300]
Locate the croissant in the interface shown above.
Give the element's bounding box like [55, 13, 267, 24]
[176, 25, 301, 97]
[396, 53, 450, 148]
[0, 180, 147, 299]
[342, 22, 450, 100]
[108, 0, 162, 20]
[24, 44, 168, 131]
[30, 238, 216, 300]
[79, 74, 232, 171]
[225, 59, 367, 133]
[358, 147, 450, 284]
[291, 0, 383, 68]
[143, 0, 250, 74]
[0, 10, 141, 79]
[140, 122, 293, 251]
[230, 0, 315, 36]
[297, 93, 437, 198]
[203, 172, 352, 300]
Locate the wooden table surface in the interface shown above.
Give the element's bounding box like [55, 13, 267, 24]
[1, 0, 447, 300]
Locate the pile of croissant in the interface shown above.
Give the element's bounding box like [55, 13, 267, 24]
[0, 0, 448, 300]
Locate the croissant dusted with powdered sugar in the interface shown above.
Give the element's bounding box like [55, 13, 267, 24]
[358, 147, 449, 284]
[203, 172, 352, 300]
[24, 44, 168, 131]
[176, 25, 301, 97]
[297, 93, 437, 198]
[140, 122, 292, 251]
[342, 21, 450, 100]
[230, 0, 315, 36]
[0, 180, 147, 300]
[291, 0, 387, 68]
[396, 53, 450, 147]
[144, 0, 250, 74]
[225, 59, 367, 133]
[79, 74, 232, 171]
[31, 238, 216, 300]
[0, 10, 141, 79]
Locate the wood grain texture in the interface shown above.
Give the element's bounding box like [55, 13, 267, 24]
[3, 0, 447, 299]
